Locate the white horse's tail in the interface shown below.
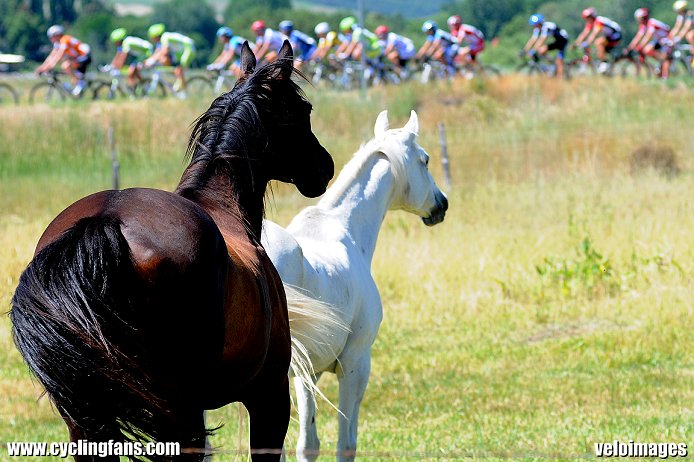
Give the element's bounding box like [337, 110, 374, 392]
[285, 283, 350, 407]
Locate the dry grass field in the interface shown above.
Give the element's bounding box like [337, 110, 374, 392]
[1, 75, 692, 460]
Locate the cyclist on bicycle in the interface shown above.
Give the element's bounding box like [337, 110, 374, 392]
[626, 8, 671, 65]
[670, 1, 694, 49]
[108, 28, 152, 89]
[416, 20, 459, 74]
[447, 15, 486, 66]
[312, 22, 342, 61]
[252, 20, 285, 63]
[208, 26, 248, 77]
[278, 20, 316, 69]
[523, 14, 569, 79]
[337, 17, 382, 62]
[145, 23, 196, 92]
[36, 25, 92, 95]
[573, 8, 622, 73]
[375, 25, 415, 75]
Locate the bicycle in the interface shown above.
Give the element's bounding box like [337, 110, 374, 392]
[516, 52, 558, 76]
[664, 42, 692, 77]
[417, 56, 453, 84]
[207, 68, 236, 94]
[92, 66, 150, 100]
[29, 70, 99, 103]
[0, 80, 19, 105]
[140, 67, 215, 99]
[612, 49, 654, 78]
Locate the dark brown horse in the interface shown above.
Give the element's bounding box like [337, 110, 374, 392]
[10, 42, 334, 461]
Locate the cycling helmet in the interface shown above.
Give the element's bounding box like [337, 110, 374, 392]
[251, 20, 266, 33]
[375, 25, 389, 37]
[279, 20, 294, 33]
[110, 28, 127, 43]
[315, 22, 330, 35]
[528, 14, 544, 26]
[216, 26, 233, 38]
[634, 8, 649, 20]
[674, 0, 689, 11]
[422, 20, 437, 33]
[148, 23, 165, 38]
[340, 16, 356, 32]
[582, 7, 597, 19]
[447, 15, 462, 27]
[47, 25, 64, 38]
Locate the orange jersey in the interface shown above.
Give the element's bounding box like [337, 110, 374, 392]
[55, 35, 89, 58]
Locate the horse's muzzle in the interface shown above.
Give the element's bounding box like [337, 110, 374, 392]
[422, 191, 448, 226]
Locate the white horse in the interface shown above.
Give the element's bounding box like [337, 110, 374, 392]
[262, 110, 448, 462]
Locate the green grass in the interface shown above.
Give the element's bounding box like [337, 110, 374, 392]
[1, 76, 692, 460]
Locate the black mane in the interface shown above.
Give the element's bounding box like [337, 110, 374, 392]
[177, 59, 308, 196]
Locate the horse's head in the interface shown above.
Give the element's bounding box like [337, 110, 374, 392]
[238, 41, 334, 198]
[374, 110, 448, 226]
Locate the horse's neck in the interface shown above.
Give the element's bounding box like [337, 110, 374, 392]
[177, 163, 266, 242]
[318, 152, 395, 262]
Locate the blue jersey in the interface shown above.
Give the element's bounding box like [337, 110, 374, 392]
[225, 36, 247, 55]
[427, 29, 456, 47]
[288, 30, 316, 57]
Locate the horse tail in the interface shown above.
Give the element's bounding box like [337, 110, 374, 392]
[285, 283, 350, 408]
[10, 215, 191, 446]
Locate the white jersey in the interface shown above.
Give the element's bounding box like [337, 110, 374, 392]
[257, 28, 285, 52]
[385, 32, 415, 59]
[161, 32, 194, 54]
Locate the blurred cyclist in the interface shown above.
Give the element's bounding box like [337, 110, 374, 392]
[337, 17, 382, 62]
[145, 23, 196, 91]
[375, 25, 415, 76]
[670, 1, 694, 50]
[208, 26, 248, 77]
[312, 22, 342, 61]
[108, 28, 153, 89]
[36, 25, 92, 95]
[252, 20, 285, 63]
[447, 15, 486, 67]
[416, 20, 459, 74]
[573, 8, 622, 73]
[523, 14, 569, 79]
[278, 20, 316, 69]
[625, 8, 670, 62]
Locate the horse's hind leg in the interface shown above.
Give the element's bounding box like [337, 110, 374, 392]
[294, 374, 322, 462]
[243, 376, 290, 462]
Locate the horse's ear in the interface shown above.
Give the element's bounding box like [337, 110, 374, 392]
[240, 41, 256, 76]
[374, 110, 389, 138]
[404, 110, 419, 136]
[275, 40, 294, 80]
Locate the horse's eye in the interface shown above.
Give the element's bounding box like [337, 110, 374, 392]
[422, 155, 429, 166]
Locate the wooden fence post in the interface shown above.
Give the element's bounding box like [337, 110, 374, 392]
[438, 122, 452, 190]
[108, 126, 120, 190]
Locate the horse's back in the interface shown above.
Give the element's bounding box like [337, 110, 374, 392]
[38, 188, 229, 400]
[261, 219, 306, 287]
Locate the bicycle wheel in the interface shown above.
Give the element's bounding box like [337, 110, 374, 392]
[186, 76, 215, 100]
[615, 58, 653, 78]
[669, 58, 692, 77]
[0, 82, 19, 105]
[92, 81, 125, 100]
[139, 79, 167, 98]
[29, 82, 66, 104]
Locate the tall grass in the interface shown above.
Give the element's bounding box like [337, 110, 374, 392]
[1, 76, 692, 459]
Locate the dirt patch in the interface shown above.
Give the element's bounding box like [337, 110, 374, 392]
[630, 144, 681, 178]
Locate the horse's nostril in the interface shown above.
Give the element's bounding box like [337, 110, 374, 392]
[439, 193, 449, 211]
